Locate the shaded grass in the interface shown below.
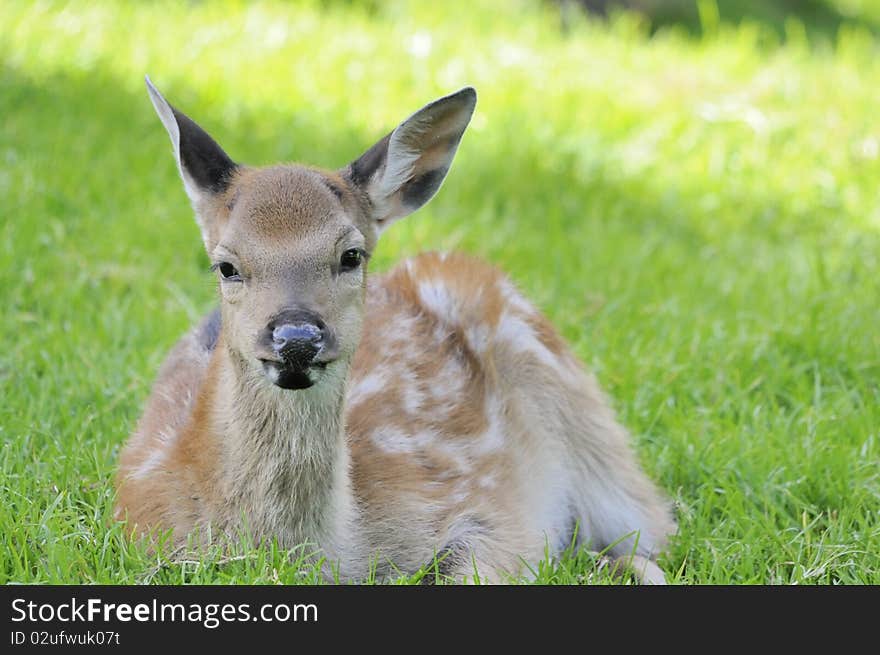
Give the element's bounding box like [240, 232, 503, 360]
[1, 0, 878, 584]
[567, 0, 880, 43]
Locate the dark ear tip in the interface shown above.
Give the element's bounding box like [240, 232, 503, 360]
[456, 86, 477, 107]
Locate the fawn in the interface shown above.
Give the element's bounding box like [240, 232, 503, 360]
[115, 78, 676, 583]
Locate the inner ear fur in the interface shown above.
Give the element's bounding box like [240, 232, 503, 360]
[345, 86, 477, 230]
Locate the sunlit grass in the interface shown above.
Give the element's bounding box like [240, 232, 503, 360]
[1, 0, 878, 584]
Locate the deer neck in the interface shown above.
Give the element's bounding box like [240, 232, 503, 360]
[209, 343, 357, 559]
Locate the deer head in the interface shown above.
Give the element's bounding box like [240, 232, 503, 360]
[146, 77, 476, 390]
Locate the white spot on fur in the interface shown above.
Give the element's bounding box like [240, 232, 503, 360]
[477, 475, 497, 490]
[465, 322, 491, 355]
[157, 426, 176, 444]
[347, 370, 388, 408]
[131, 446, 167, 480]
[494, 310, 578, 386]
[499, 279, 536, 316]
[399, 366, 424, 415]
[418, 279, 456, 322]
[428, 359, 465, 401]
[476, 395, 505, 454]
[386, 312, 420, 346]
[371, 427, 435, 455]
[433, 440, 474, 475]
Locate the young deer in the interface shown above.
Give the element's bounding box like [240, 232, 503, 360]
[115, 78, 676, 583]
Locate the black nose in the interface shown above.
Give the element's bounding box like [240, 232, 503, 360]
[273, 322, 322, 365]
[266, 309, 331, 370]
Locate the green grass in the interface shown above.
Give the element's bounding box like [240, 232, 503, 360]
[1, 0, 878, 584]
[582, 0, 880, 43]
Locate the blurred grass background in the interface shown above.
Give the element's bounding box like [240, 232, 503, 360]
[1, 0, 878, 583]
[564, 0, 880, 41]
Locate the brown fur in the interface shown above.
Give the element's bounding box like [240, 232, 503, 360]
[116, 81, 676, 583]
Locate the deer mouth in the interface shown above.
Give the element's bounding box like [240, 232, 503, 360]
[259, 358, 332, 390]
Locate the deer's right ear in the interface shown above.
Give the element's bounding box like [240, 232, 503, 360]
[145, 76, 238, 212]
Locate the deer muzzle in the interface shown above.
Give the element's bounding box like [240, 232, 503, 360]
[259, 309, 338, 389]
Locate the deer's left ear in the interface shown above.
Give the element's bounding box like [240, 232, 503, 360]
[345, 87, 476, 232]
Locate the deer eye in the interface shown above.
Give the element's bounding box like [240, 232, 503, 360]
[214, 262, 242, 282]
[339, 248, 364, 272]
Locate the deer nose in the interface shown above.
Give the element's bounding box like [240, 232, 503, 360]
[272, 321, 323, 367]
[262, 308, 339, 376]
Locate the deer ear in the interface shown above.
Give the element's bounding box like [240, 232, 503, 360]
[145, 76, 238, 206]
[346, 87, 476, 232]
